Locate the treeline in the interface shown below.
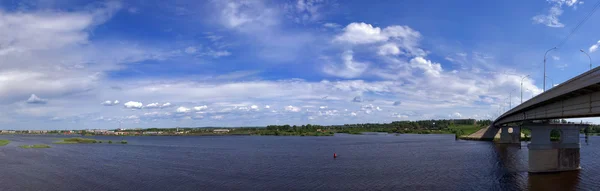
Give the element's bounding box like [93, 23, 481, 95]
[583, 125, 600, 134]
[242, 119, 492, 135]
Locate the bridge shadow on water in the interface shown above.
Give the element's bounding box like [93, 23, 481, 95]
[492, 143, 581, 191]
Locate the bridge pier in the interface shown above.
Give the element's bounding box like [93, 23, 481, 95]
[526, 124, 581, 173]
[499, 126, 520, 144]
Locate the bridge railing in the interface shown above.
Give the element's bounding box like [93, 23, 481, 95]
[494, 66, 600, 125]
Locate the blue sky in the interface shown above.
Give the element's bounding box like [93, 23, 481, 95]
[1, 0, 599, 129]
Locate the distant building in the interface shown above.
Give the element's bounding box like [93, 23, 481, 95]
[27, 130, 48, 134]
[115, 132, 129, 135]
[450, 119, 476, 125]
[144, 131, 159, 135]
[213, 129, 230, 133]
[0, 130, 15, 134]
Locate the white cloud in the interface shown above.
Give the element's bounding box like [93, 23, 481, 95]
[589, 40, 600, 53]
[265, 105, 271, 109]
[532, 0, 580, 28]
[145, 102, 160, 108]
[26, 94, 47, 104]
[288, 0, 329, 23]
[323, 22, 340, 28]
[176, 106, 191, 113]
[552, 56, 560, 60]
[211, 115, 224, 119]
[217, 1, 277, 29]
[285, 105, 301, 112]
[323, 50, 368, 78]
[392, 113, 408, 118]
[378, 43, 401, 56]
[334, 22, 388, 44]
[124, 101, 143, 109]
[450, 112, 462, 118]
[410, 57, 443, 77]
[361, 104, 380, 114]
[185, 46, 197, 54]
[193, 105, 208, 111]
[161, 102, 172, 108]
[203, 50, 231, 58]
[101, 100, 119, 106]
[334, 22, 421, 46]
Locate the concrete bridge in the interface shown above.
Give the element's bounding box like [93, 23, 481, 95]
[492, 67, 600, 173]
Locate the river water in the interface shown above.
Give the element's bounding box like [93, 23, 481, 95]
[0, 134, 599, 191]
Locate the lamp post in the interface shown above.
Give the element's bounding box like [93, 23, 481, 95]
[580, 49, 592, 70]
[545, 76, 554, 90]
[520, 75, 530, 104]
[544, 47, 557, 92]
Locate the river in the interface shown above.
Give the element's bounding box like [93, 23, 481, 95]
[0, 134, 598, 190]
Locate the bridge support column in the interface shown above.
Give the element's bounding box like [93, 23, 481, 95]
[527, 124, 581, 173]
[499, 126, 520, 144]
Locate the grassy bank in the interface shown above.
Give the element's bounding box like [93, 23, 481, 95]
[0, 140, 10, 146]
[54, 137, 99, 144]
[19, 144, 51, 149]
[55, 137, 128, 144]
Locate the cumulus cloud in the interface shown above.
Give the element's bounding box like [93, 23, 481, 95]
[141, 102, 173, 109]
[450, 112, 462, 118]
[161, 102, 172, 108]
[361, 104, 381, 114]
[176, 106, 191, 113]
[589, 40, 600, 53]
[378, 43, 401, 56]
[334, 22, 421, 49]
[410, 57, 443, 77]
[323, 50, 368, 78]
[102, 100, 119, 106]
[124, 101, 143, 109]
[145, 103, 160, 108]
[26, 94, 47, 104]
[193, 105, 208, 111]
[285, 105, 301, 112]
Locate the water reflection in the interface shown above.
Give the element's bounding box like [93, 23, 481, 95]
[528, 170, 580, 191]
[493, 143, 582, 191]
[493, 144, 527, 190]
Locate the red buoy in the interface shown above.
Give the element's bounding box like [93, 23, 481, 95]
[333, 153, 337, 158]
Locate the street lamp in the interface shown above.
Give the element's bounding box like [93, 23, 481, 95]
[545, 76, 554, 90]
[520, 75, 530, 104]
[580, 49, 592, 70]
[544, 47, 557, 92]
